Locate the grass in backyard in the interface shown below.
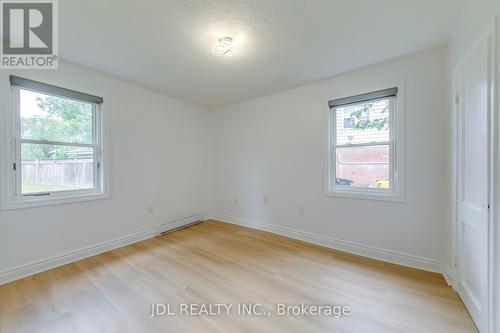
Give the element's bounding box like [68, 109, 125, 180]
[22, 183, 79, 194]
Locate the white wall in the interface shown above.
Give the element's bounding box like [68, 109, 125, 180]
[211, 47, 448, 266]
[0, 61, 212, 276]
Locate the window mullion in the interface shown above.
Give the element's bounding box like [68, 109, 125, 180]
[335, 141, 391, 149]
[19, 139, 94, 148]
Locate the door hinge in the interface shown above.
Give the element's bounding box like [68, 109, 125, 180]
[12, 162, 16, 171]
[455, 94, 459, 106]
[453, 256, 458, 268]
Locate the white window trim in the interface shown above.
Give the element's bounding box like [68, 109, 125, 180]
[1, 82, 109, 210]
[324, 83, 406, 202]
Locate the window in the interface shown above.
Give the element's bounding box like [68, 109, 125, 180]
[1, 76, 107, 209]
[326, 87, 404, 200]
[343, 115, 355, 129]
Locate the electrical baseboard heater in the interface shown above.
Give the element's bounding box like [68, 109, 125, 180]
[155, 214, 204, 235]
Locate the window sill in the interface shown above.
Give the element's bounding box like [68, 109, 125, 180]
[1, 191, 109, 211]
[324, 188, 404, 202]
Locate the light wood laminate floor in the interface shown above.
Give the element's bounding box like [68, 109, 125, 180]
[0, 220, 477, 333]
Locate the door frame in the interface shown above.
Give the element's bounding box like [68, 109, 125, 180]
[451, 17, 499, 333]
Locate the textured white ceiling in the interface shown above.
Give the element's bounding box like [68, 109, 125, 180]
[60, 0, 468, 109]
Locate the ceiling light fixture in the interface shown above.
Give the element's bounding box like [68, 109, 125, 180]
[213, 37, 235, 57]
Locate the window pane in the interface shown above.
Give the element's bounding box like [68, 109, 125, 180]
[335, 98, 390, 145]
[21, 143, 95, 194]
[20, 89, 93, 144]
[335, 145, 391, 189]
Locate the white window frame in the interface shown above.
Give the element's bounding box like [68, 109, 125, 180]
[325, 85, 405, 201]
[1, 78, 109, 210]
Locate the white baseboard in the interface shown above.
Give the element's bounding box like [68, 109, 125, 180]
[0, 229, 154, 285]
[0, 213, 204, 285]
[210, 213, 444, 274]
[442, 263, 456, 289]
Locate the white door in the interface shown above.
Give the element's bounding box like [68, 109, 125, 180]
[456, 31, 492, 333]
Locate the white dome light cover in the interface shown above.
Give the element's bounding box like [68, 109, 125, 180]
[213, 37, 235, 57]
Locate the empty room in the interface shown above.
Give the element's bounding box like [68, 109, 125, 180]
[0, 0, 499, 332]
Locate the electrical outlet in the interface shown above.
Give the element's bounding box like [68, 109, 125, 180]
[262, 196, 268, 204]
[233, 198, 239, 206]
[297, 206, 304, 215]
